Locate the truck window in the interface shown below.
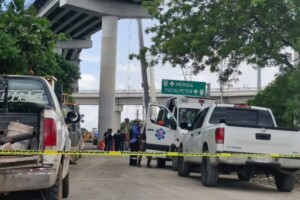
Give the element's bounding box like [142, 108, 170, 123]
[193, 108, 209, 129]
[150, 105, 176, 129]
[179, 108, 200, 128]
[209, 107, 275, 127]
[0, 79, 49, 112]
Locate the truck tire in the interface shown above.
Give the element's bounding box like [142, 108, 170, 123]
[41, 164, 63, 200]
[238, 173, 251, 181]
[201, 151, 219, 187]
[172, 147, 178, 171]
[177, 156, 190, 177]
[156, 158, 166, 168]
[62, 172, 69, 198]
[275, 172, 295, 192]
[172, 157, 179, 171]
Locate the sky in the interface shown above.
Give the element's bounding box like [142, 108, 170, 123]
[78, 18, 279, 131]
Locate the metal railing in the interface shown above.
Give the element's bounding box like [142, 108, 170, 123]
[77, 87, 261, 94]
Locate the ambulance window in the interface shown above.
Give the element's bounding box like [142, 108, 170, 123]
[149, 105, 160, 123]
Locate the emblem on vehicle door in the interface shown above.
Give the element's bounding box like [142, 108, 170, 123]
[155, 129, 166, 140]
[261, 128, 267, 133]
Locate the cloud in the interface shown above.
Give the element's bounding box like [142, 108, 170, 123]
[79, 73, 99, 90]
[117, 63, 141, 73]
[80, 55, 100, 63]
[79, 106, 99, 130]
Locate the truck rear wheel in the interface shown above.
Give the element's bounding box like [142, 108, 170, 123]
[177, 156, 190, 177]
[156, 158, 166, 168]
[172, 157, 178, 171]
[275, 172, 295, 192]
[62, 172, 69, 198]
[41, 164, 63, 200]
[172, 148, 178, 171]
[201, 151, 219, 187]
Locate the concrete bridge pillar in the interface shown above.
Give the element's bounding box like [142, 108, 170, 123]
[98, 16, 118, 138]
[114, 104, 123, 133]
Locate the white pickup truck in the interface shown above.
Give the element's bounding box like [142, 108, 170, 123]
[178, 104, 300, 192]
[0, 75, 77, 199]
[146, 96, 217, 169]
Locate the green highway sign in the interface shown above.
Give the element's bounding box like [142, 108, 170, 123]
[161, 79, 206, 97]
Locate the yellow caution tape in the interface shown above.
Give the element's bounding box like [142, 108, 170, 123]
[0, 150, 300, 158]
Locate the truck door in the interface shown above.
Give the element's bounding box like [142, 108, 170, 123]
[146, 103, 177, 152]
[192, 108, 209, 153]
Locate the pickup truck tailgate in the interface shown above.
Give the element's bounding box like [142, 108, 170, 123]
[223, 126, 300, 155]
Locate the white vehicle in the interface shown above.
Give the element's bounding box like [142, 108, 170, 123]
[178, 103, 300, 192]
[146, 96, 217, 169]
[0, 75, 77, 199]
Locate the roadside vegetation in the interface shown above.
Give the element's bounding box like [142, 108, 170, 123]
[144, 0, 300, 127]
[0, 0, 80, 93]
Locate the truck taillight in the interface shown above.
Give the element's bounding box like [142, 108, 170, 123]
[215, 128, 224, 144]
[43, 118, 57, 149]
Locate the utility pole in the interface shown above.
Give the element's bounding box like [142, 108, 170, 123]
[257, 66, 261, 90]
[137, 19, 150, 117]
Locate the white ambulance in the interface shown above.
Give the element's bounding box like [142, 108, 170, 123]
[145, 96, 217, 170]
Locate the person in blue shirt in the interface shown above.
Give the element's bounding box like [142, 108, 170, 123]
[129, 120, 141, 166]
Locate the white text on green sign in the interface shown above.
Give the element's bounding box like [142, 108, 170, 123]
[161, 79, 206, 97]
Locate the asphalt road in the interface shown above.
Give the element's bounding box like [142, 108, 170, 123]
[64, 143, 300, 200]
[2, 143, 299, 200]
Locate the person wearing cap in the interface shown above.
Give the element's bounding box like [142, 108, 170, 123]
[120, 118, 130, 150]
[129, 120, 141, 166]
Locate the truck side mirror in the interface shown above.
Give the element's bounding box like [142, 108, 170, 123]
[66, 111, 81, 124]
[170, 119, 177, 130]
[180, 122, 188, 130]
[187, 126, 193, 131]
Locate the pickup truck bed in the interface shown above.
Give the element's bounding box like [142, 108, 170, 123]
[0, 112, 40, 150]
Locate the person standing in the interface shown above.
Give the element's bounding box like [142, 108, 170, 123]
[120, 118, 130, 150]
[113, 130, 122, 151]
[104, 129, 113, 151]
[119, 131, 126, 151]
[137, 124, 152, 168]
[129, 120, 141, 166]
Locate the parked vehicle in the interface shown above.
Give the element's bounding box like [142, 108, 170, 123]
[145, 96, 217, 169]
[178, 103, 300, 192]
[0, 75, 78, 199]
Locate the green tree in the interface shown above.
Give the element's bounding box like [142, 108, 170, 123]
[247, 68, 300, 128]
[144, 0, 300, 81]
[0, 0, 80, 92]
[248, 71, 294, 127]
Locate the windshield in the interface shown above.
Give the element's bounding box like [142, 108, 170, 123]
[0, 79, 49, 112]
[179, 108, 200, 128]
[209, 107, 275, 127]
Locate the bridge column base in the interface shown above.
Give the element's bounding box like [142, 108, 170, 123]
[114, 104, 123, 133]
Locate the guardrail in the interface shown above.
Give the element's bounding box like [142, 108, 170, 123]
[77, 87, 262, 94]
